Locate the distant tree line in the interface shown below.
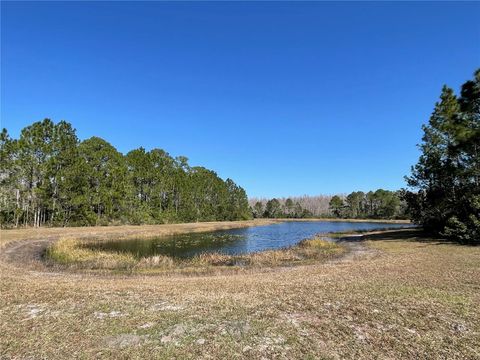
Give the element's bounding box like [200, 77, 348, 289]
[329, 190, 407, 219]
[0, 119, 251, 227]
[249, 195, 332, 217]
[251, 190, 407, 219]
[404, 69, 479, 244]
[251, 198, 313, 219]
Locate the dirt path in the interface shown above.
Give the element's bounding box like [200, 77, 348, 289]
[1, 238, 52, 266]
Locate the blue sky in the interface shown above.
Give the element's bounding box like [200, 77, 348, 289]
[1, 1, 479, 198]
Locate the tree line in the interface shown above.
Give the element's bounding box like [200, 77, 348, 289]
[0, 119, 251, 227]
[251, 198, 313, 218]
[249, 195, 332, 217]
[405, 69, 479, 244]
[329, 190, 407, 219]
[251, 189, 407, 219]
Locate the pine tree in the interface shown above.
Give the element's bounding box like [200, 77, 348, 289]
[406, 69, 480, 243]
[329, 195, 344, 218]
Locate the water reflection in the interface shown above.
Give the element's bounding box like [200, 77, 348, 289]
[84, 221, 413, 258]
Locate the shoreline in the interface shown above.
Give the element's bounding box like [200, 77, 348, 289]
[0, 218, 411, 254]
[0, 219, 279, 248]
[1, 217, 410, 236]
[1, 220, 414, 276]
[273, 218, 411, 224]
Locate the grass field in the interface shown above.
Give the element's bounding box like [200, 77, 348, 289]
[1, 223, 479, 359]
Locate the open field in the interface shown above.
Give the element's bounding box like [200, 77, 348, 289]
[1, 224, 479, 359]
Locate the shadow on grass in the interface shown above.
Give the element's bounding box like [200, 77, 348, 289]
[361, 229, 468, 246]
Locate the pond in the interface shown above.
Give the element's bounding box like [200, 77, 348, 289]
[84, 221, 413, 259]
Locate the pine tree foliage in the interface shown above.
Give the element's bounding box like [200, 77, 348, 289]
[328, 190, 405, 219]
[405, 69, 480, 243]
[251, 190, 406, 219]
[0, 120, 251, 227]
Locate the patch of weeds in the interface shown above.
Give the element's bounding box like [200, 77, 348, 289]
[45, 238, 137, 270]
[45, 236, 346, 274]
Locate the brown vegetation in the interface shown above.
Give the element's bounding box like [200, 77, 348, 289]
[43, 228, 345, 274]
[1, 226, 478, 359]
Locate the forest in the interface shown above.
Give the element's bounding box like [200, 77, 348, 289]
[249, 195, 331, 218]
[250, 189, 407, 219]
[328, 190, 407, 219]
[250, 198, 314, 218]
[0, 120, 251, 227]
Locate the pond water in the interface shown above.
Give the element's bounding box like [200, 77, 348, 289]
[84, 221, 413, 258]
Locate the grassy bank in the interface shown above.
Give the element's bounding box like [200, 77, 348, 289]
[1, 227, 479, 359]
[45, 236, 346, 274]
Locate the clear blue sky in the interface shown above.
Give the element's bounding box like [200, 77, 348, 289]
[1, 2, 479, 198]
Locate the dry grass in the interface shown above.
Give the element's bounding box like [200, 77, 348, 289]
[1, 226, 479, 359]
[45, 235, 345, 274]
[45, 238, 138, 270]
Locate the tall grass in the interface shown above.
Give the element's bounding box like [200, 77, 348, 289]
[46, 236, 346, 273]
[46, 238, 137, 270]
